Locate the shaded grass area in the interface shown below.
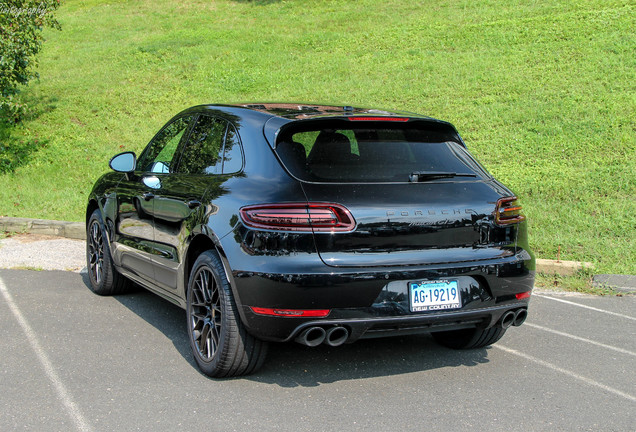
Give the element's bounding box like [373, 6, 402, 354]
[0, 95, 57, 174]
[0, 0, 633, 274]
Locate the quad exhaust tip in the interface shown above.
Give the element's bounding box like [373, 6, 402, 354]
[295, 326, 350, 347]
[500, 311, 515, 329]
[295, 326, 326, 347]
[325, 326, 349, 347]
[513, 308, 528, 327]
[500, 308, 528, 329]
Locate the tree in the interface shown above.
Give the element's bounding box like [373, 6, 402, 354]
[0, 0, 60, 122]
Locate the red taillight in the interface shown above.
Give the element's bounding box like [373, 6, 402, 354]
[239, 203, 356, 232]
[250, 307, 331, 318]
[347, 116, 409, 122]
[495, 197, 526, 226]
[515, 291, 531, 300]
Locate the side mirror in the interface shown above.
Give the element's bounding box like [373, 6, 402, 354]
[109, 151, 136, 173]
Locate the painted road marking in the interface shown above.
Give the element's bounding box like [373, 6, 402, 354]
[535, 294, 636, 321]
[525, 322, 636, 358]
[495, 344, 636, 403]
[0, 276, 94, 432]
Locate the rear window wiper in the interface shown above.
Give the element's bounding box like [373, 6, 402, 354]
[409, 171, 477, 182]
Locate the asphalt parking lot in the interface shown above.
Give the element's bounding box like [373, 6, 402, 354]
[1, 269, 634, 432]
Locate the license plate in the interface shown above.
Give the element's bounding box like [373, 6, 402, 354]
[409, 280, 461, 312]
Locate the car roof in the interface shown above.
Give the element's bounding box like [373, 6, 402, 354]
[229, 103, 430, 120]
[183, 103, 430, 121]
[175, 103, 463, 148]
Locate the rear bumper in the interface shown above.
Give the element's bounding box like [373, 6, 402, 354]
[226, 248, 534, 342]
[243, 301, 530, 343]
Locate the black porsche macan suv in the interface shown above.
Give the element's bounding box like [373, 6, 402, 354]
[86, 103, 535, 377]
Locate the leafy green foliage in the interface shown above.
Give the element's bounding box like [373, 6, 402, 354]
[0, 0, 633, 276]
[0, 0, 60, 122]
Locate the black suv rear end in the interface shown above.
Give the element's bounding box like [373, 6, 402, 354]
[230, 106, 534, 347]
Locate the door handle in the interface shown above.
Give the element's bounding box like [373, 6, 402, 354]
[142, 192, 155, 201]
[188, 200, 202, 209]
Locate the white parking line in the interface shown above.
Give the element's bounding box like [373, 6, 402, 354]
[494, 344, 636, 403]
[0, 277, 94, 432]
[524, 322, 636, 357]
[535, 294, 636, 321]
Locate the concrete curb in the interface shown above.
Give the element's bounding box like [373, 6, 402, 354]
[0, 217, 86, 240]
[535, 258, 593, 276]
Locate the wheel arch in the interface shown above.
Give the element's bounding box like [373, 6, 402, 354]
[86, 199, 99, 227]
[185, 233, 249, 324]
[185, 234, 217, 287]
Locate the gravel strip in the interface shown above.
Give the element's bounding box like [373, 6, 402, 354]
[0, 234, 86, 272]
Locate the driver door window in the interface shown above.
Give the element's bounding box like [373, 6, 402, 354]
[138, 116, 194, 173]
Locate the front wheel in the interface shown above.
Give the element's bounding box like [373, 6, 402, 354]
[186, 250, 268, 377]
[432, 326, 507, 349]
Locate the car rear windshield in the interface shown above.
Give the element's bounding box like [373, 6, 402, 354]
[275, 120, 489, 183]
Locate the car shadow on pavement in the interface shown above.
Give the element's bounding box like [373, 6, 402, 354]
[81, 273, 492, 386]
[248, 336, 491, 388]
[79, 273, 196, 369]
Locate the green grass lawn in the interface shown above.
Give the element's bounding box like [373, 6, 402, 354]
[1, 0, 634, 274]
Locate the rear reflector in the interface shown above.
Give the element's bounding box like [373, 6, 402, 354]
[495, 197, 526, 225]
[347, 116, 409, 122]
[239, 203, 356, 232]
[250, 307, 331, 318]
[515, 291, 531, 300]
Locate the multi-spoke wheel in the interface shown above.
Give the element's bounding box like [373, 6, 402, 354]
[87, 217, 104, 285]
[190, 266, 222, 360]
[186, 251, 268, 377]
[86, 209, 130, 295]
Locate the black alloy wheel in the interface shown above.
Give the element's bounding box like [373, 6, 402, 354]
[189, 265, 222, 360]
[186, 251, 268, 377]
[86, 209, 130, 295]
[88, 217, 104, 285]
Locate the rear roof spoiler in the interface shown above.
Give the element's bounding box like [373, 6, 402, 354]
[263, 116, 466, 149]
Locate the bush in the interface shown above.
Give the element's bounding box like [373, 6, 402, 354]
[0, 0, 60, 123]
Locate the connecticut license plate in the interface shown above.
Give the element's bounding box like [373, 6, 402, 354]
[409, 280, 461, 312]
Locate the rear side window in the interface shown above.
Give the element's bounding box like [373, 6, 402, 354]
[275, 121, 489, 182]
[177, 115, 244, 175]
[220, 124, 243, 174]
[178, 115, 227, 175]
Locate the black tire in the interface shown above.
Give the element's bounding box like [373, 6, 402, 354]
[432, 326, 507, 350]
[187, 250, 268, 377]
[86, 209, 131, 296]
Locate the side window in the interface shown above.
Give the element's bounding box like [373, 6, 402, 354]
[221, 124, 243, 174]
[178, 115, 227, 175]
[138, 116, 193, 173]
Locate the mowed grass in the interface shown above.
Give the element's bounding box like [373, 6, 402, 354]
[0, 0, 634, 274]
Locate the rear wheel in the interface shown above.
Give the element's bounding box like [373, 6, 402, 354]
[187, 250, 268, 377]
[432, 326, 506, 349]
[86, 209, 131, 295]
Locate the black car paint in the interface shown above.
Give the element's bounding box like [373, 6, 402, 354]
[87, 104, 534, 343]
